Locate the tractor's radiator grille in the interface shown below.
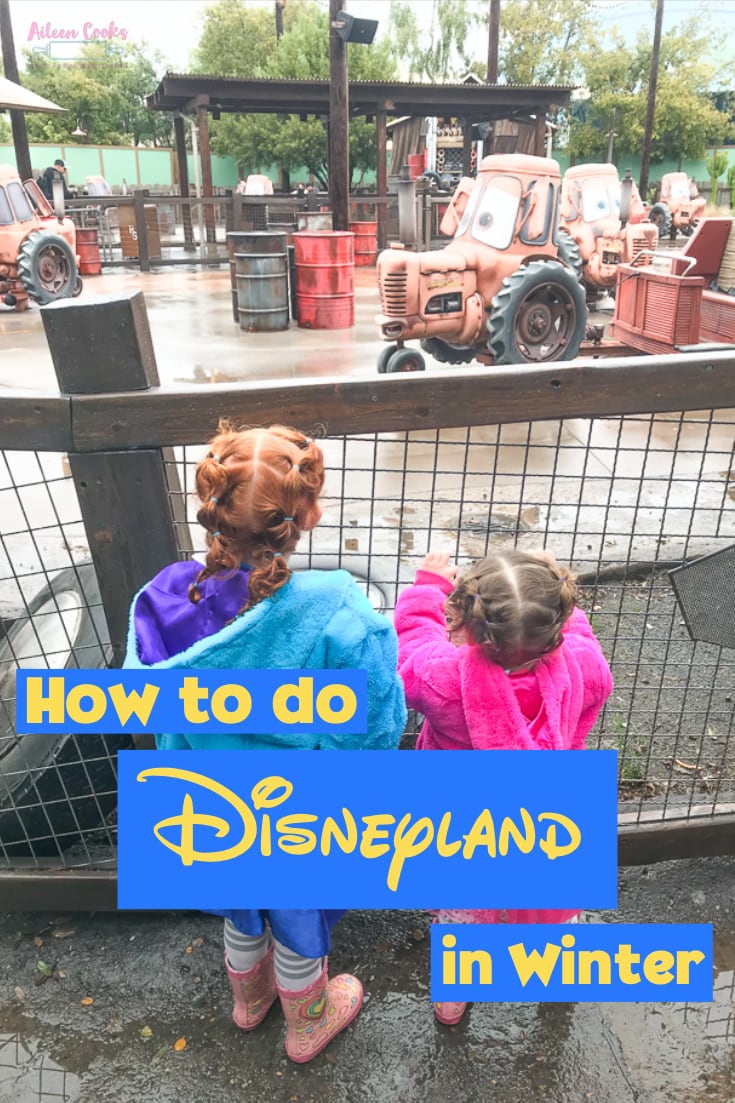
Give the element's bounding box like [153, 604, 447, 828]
[631, 238, 653, 266]
[380, 272, 408, 316]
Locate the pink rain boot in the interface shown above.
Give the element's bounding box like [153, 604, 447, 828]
[225, 946, 277, 1031]
[434, 1000, 468, 1025]
[277, 962, 363, 1063]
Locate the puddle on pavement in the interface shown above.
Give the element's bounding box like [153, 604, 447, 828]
[0, 1033, 80, 1103]
[0, 919, 731, 1101]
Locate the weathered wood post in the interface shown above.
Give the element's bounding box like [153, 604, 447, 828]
[41, 292, 191, 664]
[133, 190, 151, 273]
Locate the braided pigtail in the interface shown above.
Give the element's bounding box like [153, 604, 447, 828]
[188, 447, 238, 603]
[242, 548, 291, 611]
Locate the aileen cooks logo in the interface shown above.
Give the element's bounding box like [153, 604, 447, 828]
[27, 20, 128, 43]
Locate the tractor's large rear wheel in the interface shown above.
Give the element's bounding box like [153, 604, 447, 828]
[18, 230, 78, 305]
[487, 260, 588, 365]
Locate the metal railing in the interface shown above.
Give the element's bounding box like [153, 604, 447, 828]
[1, 291, 734, 908]
[62, 192, 395, 270]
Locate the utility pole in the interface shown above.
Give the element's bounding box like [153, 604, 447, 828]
[275, 0, 284, 41]
[328, 0, 349, 231]
[485, 0, 500, 157]
[486, 0, 500, 82]
[0, 0, 32, 180]
[606, 107, 617, 164]
[639, 0, 664, 203]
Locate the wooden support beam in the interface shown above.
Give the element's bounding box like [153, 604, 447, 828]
[376, 109, 388, 249]
[328, 0, 350, 231]
[173, 113, 194, 249]
[462, 124, 473, 176]
[535, 113, 547, 157]
[196, 96, 217, 245]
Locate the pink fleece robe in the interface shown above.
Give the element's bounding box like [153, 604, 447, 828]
[395, 569, 614, 924]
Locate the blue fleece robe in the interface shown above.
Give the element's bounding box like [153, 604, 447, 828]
[124, 565, 406, 956]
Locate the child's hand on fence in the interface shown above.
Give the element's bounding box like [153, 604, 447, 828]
[530, 549, 559, 570]
[419, 551, 458, 583]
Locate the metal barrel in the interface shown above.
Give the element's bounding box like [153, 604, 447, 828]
[227, 231, 286, 324]
[235, 251, 289, 332]
[75, 228, 101, 275]
[292, 231, 355, 330]
[348, 221, 378, 266]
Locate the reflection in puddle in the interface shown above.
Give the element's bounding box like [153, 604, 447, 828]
[0, 1034, 79, 1103]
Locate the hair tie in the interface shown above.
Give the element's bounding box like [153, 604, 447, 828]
[209, 495, 219, 503]
[302, 437, 312, 447]
[292, 464, 301, 472]
[283, 515, 294, 521]
[208, 452, 222, 463]
[211, 530, 220, 537]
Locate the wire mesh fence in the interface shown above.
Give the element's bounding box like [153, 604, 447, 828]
[0, 451, 122, 868]
[1, 404, 734, 870]
[164, 411, 735, 826]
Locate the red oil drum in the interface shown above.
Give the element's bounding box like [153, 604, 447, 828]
[348, 221, 378, 266]
[293, 231, 355, 329]
[75, 228, 101, 275]
[407, 154, 425, 180]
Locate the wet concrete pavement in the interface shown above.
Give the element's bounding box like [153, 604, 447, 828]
[0, 857, 733, 1103]
[0, 266, 391, 391]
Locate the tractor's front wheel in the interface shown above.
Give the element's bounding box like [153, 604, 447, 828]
[487, 260, 588, 365]
[377, 344, 398, 373]
[649, 203, 672, 238]
[17, 231, 78, 305]
[385, 347, 426, 373]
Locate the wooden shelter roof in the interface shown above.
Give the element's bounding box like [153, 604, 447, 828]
[147, 73, 575, 121]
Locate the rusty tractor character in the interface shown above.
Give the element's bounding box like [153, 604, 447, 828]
[375, 154, 588, 373]
[649, 173, 707, 239]
[0, 164, 81, 311]
[557, 163, 658, 303]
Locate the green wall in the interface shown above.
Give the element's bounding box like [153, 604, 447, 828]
[0, 143, 377, 191]
[0, 143, 238, 191]
[554, 148, 735, 194]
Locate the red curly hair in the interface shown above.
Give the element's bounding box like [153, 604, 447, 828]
[189, 421, 325, 615]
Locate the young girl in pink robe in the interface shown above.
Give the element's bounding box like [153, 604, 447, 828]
[394, 548, 613, 1025]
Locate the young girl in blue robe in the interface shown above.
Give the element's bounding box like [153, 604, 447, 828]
[124, 422, 406, 1063]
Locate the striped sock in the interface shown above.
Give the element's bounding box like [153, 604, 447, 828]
[223, 920, 271, 972]
[273, 939, 323, 990]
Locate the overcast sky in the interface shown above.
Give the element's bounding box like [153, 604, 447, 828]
[11, 0, 735, 74]
[12, 0, 399, 71]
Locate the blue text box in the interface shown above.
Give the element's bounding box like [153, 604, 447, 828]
[117, 749, 618, 911]
[15, 669, 367, 736]
[431, 922, 713, 1002]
